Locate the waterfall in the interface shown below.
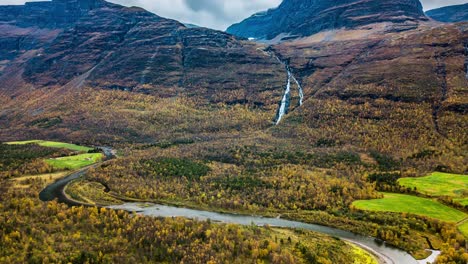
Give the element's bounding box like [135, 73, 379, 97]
[140, 51, 158, 84]
[291, 73, 304, 106]
[272, 54, 304, 124]
[465, 45, 468, 79]
[276, 71, 292, 125]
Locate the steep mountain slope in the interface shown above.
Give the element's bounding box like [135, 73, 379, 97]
[263, 22, 468, 175]
[227, 0, 428, 41]
[426, 3, 468, 23]
[0, 0, 466, 174]
[0, 0, 284, 107]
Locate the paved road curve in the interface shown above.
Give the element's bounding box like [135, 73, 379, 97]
[40, 146, 440, 264]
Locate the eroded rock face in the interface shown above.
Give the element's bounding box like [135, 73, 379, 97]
[0, 0, 109, 28]
[0, 0, 285, 107]
[271, 23, 468, 130]
[426, 3, 468, 23]
[227, 0, 428, 41]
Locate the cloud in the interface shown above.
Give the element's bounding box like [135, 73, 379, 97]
[184, 0, 223, 13]
[422, 0, 467, 10]
[112, 0, 468, 29]
[2, 0, 466, 30]
[108, 0, 282, 30]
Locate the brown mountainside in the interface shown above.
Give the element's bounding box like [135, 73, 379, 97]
[0, 0, 466, 172]
[0, 0, 284, 107]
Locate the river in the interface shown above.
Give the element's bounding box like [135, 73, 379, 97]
[39, 147, 440, 264]
[108, 203, 439, 264]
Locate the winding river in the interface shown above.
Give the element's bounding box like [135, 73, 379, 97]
[39, 147, 440, 264]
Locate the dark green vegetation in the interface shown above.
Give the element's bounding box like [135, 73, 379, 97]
[1, 141, 102, 175]
[0, 143, 70, 179]
[141, 158, 211, 181]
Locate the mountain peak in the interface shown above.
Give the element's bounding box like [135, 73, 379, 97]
[0, 0, 110, 28]
[227, 0, 428, 41]
[426, 3, 468, 23]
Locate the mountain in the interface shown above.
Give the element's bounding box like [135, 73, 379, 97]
[1, 1, 467, 263]
[183, 23, 201, 28]
[0, 0, 284, 107]
[0, 0, 108, 28]
[227, 0, 428, 41]
[0, 0, 466, 169]
[426, 3, 468, 23]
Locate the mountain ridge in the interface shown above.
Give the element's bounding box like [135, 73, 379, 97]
[426, 3, 468, 23]
[0, 0, 466, 157]
[227, 0, 429, 41]
[0, 0, 285, 108]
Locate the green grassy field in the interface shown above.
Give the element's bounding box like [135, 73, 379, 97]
[454, 198, 468, 206]
[46, 153, 103, 170]
[398, 172, 468, 196]
[352, 193, 467, 223]
[7, 140, 93, 152]
[398, 172, 468, 205]
[459, 222, 468, 238]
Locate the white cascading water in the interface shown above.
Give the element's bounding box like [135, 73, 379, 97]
[140, 51, 158, 84]
[276, 70, 292, 125]
[273, 55, 305, 124]
[291, 73, 304, 106]
[465, 45, 468, 79]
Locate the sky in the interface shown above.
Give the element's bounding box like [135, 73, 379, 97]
[2, 0, 467, 30]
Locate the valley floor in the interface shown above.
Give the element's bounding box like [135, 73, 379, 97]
[1, 134, 467, 264]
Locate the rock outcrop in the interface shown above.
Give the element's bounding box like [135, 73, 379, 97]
[0, 0, 109, 28]
[0, 0, 285, 107]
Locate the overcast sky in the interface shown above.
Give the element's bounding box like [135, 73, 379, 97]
[2, 0, 467, 30]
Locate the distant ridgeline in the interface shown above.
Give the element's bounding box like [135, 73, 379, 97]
[227, 0, 429, 40]
[0, 0, 108, 28]
[0, 0, 285, 107]
[426, 3, 468, 23]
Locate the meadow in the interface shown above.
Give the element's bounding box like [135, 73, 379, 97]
[1, 139, 467, 262]
[45, 153, 103, 170]
[352, 193, 467, 222]
[7, 140, 93, 152]
[1, 141, 103, 179]
[459, 221, 468, 238]
[398, 172, 468, 205]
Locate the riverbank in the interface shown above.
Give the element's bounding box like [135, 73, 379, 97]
[108, 202, 441, 264]
[39, 146, 442, 264]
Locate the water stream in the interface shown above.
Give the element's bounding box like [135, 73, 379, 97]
[291, 73, 304, 106]
[140, 51, 158, 84]
[39, 149, 441, 264]
[273, 55, 304, 124]
[465, 45, 468, 79]
[108, 203, 440, 264]
[276, 70, 291, 125]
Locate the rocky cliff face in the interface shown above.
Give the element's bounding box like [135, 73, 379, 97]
[426, 3, 468, 23]
[0, 0, 466, 153]
[0, 0, 109, 28]
[270, 23, 468, 143]
[0, 0, 285, 107]
[227, 0, 428, 41]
